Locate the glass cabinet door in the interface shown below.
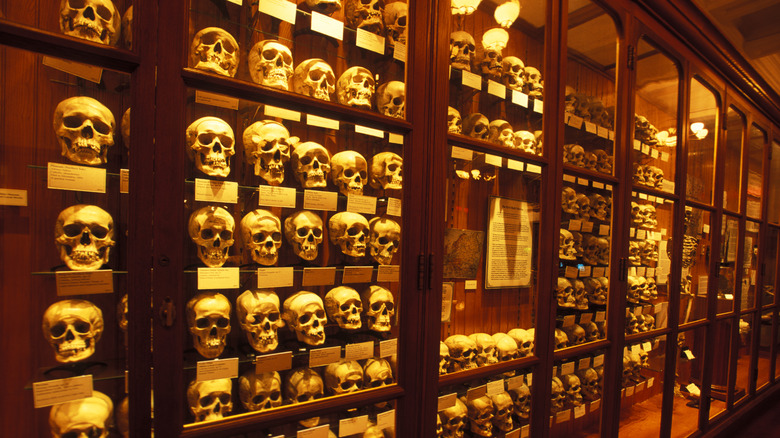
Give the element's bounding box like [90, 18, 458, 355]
[716, 215, 739, 315]
[722, 107, 745, 213]
[680, 206, 712, 324]
[686, 78, 719, 206]
[768, 140, 780, 225]
[746, 125, 765, 221]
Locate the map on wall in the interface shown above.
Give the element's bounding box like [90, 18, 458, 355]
[443, 229, 485, 279]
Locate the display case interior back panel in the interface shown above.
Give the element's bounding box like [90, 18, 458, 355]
[746, 124, 765, 221]
[735, 311, 755, 406]
[769, 141, 780, 225]
[742, 219, 760, 311]
[722, 107, 744, 214]
[0, 44, 132, 437]
[707, 317, 734, 420]
[615, 335, 666, 438]
[764, 228, 778, 308]
[670, 326, 707, 437]
[757, 309, 773, 390]
[686, 78, 719, 206]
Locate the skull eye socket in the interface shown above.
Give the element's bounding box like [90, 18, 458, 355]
[90, 225, 109, 239]
[311, 228, 322, 237]
[219, 135, 234, 148]
[299, 155, 312, 165]
[216, 317, 230, 328]
[74, 321, 92, 333]
[298, 314, 311, 324]
[262, 49, 279, 60]
[91, 120, 112, 135]
[315, 309, 326, 319]
[200, 229, 214, 240]
[95, 5, 113, 20]
[344, 169, 354, 178]
[197, 133, 216, 145]
[392, 97, 403, 105]
[195, 317, 210, 328]
[340, 303, 352, 311]
[378, 237, 388, 245]
[252, 394, 267, 405]
[68, 0, 87, 9]
[219, 230, 233, 240]
[63, 116, 86, 129]
[296, 228, 310, 237]
[50, 322, 68, 338]
[62, 223, 85, 237]
[387, 163, 399, 172]
[397, 16, 407, 26]
[61, 426, 103, 438]
[347, 226, 364, 236]
[270, 390, 281, 401]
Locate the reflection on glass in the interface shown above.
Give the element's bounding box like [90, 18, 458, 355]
[716, 215, 739, 314]
[758, 311, 773, 390]
[617, 336, 666, 438]
[671, 328, 705, 437]
[763, 228, 778, 307]
[632, 37, 679, 191]
[686, 78, 719, 205]
[769, 141, 780, 224]
[723, 108, 744, 212]
[735, 313, 754, 406]
[746, 125, 765, 219]
[680, 207, 711, 324]
[742, 221, 760, 311]
[708, 318, 733, 420]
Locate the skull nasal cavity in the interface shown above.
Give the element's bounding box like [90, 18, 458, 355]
[82, 125, 94, 139]
[215, 42, 223, 53]
[213, 142, 222, 152]
[80, 231, 91, 245]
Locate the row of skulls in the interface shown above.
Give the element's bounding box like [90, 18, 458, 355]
[304, 0, 408, 43]
[564, 87, 614, 130]
[188, 357, 395, 425]
[186, 287, 395, 358]
[630, 202, 658, 229]
[550, 368, 603, 414]
[627, 275, 659, 303]
[439, 329, 534, 375]
[626, 311, 656, 335]
[559, 230, 610, 263]
[556, 276, 608, 309]
[48, 391, 128, 438]
[447, 108, 543, 156]
[561, 187, 611, 222]
[450, 29, 544, 99]
[189, 206, 400, 267]
[563, 144, 613, 175]
[59, 0, 131, 48]
[622, 347, 650, 388]
[634, 164, 665, 189]
[555, 322, 606, 349]
[628, 239, 659, 266]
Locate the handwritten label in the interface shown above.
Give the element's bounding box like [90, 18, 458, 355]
[309, 346, 341, 367]
[465, 280, 477, 289]
[197, 358, 238, 381]
[597, 126, 609, 138]
[255, 351, 293, 373]
[593, 354, 604, 367]
[42, 56, 102, 83]
[580, 266, 591, 277]
[386, 197, 402, 216]
[48, 162, 106, 193]
[581, 221, 594, 233]
[565, 266, 579, 278]
[561, 362, 575, 375]
[346, 194, 377, 215]
[303, 189, 337, 211]
[626, 386, 635, 396]
[507, 159, 524, 171]
[257, 0, 296, 24]
[487, 380, 505, 396]
[342, 266, 374, 284]
[298, 424, 330, 438]
[506, 375, 524, 390]
[377, 409, 395, 429]
[578, 357, 591, 370]
[487, 80, 506, 98]
[461, 70, 482, 90]
[526, 163, 542, 174]
[592, 267, 605, 277]
[311, 11, 344, 40]
[307, 114, 340, 130]
[387, 134, 404, 146]
[56, 270, 113, 296]
[265, 105, 301, 121]
[120, 169, 129, 194]
[258, 185, 296, 208]
[485, 154, 502, 167]
[451, 146, 473, 160]
[355, 124, 384, 138]
[302, 267, 336, 286]
[574, 404, 586, 418]
[511, 90, 529, 107]
[568, 115, 584, 129]
[533, 99, 543, 113]
[0, 188, 27, 206]
[344, 341, 375, 362]
[393, 42, 407, 62]
[33, 375, 93, 408]
[580, 313, 593, 324]
[380, 338, 398, 358]
[584, 122, 598, 134]
[377, 265, 400, 282]
[197, 267, 239, 290]
[195, 90, 239, 109]
[356, 29, 385, 54]
[467, 385, 487, 400]
[567, 219, 582, 231]
[438, 393, 457, 411]
[599, 224, 610, 236]
[257, 267, 294, 288]
[194, 178, 238, 203]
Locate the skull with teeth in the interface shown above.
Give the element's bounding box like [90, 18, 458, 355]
[573, 279, 589, 310]
[236, 289, 283, 353]
[188, 206, 235, 268]
[384, 2, 408, 45]
[186, 292, 231, 359]
[589, 194, 609, 221]
[376, 81, 406, 118]
[562, 374, 583, 407]
[507, 328, 534, 357]
[283, 291, 327, 346]
[583, 152, 598, 170]
[556, 277, 576, 308]
[646, 277, 658, 300]
[562, 187, 578, 215]
[584, 321, 600, 342]
[508, 383, 531, 422]
[440, 342, 450, 375]
[582, 235, 600, 266]
[550, 377, 566, 413]
[440, 398, 468, 438]
[444, 334, 477, 372]
[463, 113, 489, 139]
[559, 229, 576, 260]
[490, 391, 513, 432]
[42, 299, 103, 363]
[248, 40, 293, 89]
[325, 360, 364, 395]
[576, 368, 601, 401]
[243, 120, 297, 186]
[49, 391, 113, 438]
[368, 217, 401, 265]
[640, 240, 658, 264]
[468, 333, 499, 366]
[329, 212, 369, 258]
[337, 66, 375, 109]
[640, 204, 657, 228]
[554, 328, 568, 350]
[628, 240, 641, 265]
[564, 144, 585, 167]
[293, 59, 336, 101]
[627, 276, 643, 303]
[188, 378, 232, 423]
[292, 142, 331, 188]
[363, 285, 395, 332]
[59, 0, 120, 46]
[345, 0, 385, 34]
[284, 368, 324, 427]
[284, 211, 324, 261]
[370, 152, 403, 190]
[514, 130, 537, 154]
[465, 395, 494, 437]
[238, 370, 282, 412]
[364, 357, 394, 388]
[53, 96, 116, 166]
[488, 120, 514, 147]
[189, 27, 239, 77]
[447, 107, 462, 134]
[305, 0, 342, 15]
[477, 28, 508, 81]
[240, 209, 282, 266]
[330, 150, 368, 196]
[324, 286, 363, 330]
[523, 66, 543, 99]
[55, 204, 115, 271]
[594, 149, 612, 173]
[562, 324, 586, 345]
[186, 116, 235, 178]
[501, 56, 525, 91]
[450, 31, 476, 71]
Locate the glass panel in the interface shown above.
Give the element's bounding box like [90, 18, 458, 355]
[708, 318, 733, 419]
[671, 327, 706, 437]
[563, 1, 618, 175]
[264, 399, 397, 436]
[764, 227, 778, 307]
[735, 313, 754, 405]
[550, 351, 606, 437]
[769, 141, 780, 224]
[741, 221, 760, 311]
[746, 125, 765, 220]
[758, 310, 773, 390]
[775, 311, 780, 380]
[680, 207, 711, 324]
[617, 336, 667, 438]
[716, 215, 739, 314]
[722, 107, 744, 212]
[686, 78, 718, 205]
[631, 37, 679, 192]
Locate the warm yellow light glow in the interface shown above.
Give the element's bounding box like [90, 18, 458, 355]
[451, 0, 482, 15]
[690, 122, 704, 133]
[494, 0, 521, 28]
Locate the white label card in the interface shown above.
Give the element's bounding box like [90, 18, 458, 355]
[584, 122, 598, 134]
[580, 265, 591, 277]
[195, 90, 239, 110]
[507, 159, 524, 171]
[574, 405, 586, 418]
[33, 375, 93, 408]
[120, 169, 129, 194]
[386, 197, 402, 216]
[526, 373, 532, 386]
[298, 424, 330, 438]
[393, 42, 407, 62]
[561, 362, 575, 375]
[597, 126, 609, 138]
[593, 354, 604, 367]
[487, 380, 505, 396]
[438, 393, 457, 411]
[643, 341, 652, 352]
[565, 266, 579, 278]
[303, 190, 337, 211]
[465, 280, 477, 290]
[568, 219, 582, 231]
[0, 188, 27, 206]
[355, 124, 385, 138]
[461, 70, 482, 90]
[256, 351, 293, 373]
[563, 174, 576, 183]
[648, 377, 655, 388]
[388, 132, 404, 144]
[580, 313, 593, 324]
[258, 185, 297, 208]
[302, 267, 336, 286]
[197, 357, 238, 382]
[346, 194, 377, 215]
[577, 177, 589, 186]
[307, 114, 340, 130]
[380, 338, 398, 358]
[257, 0, 296, 24]
[556, 410, 570, 423]
[592, 267, 605, 277]
[467, 385, 487, 400]
[56, 270, 114, 296]
[377, 265, 400, 282]
[599, 224, 610, 236]
[48, 162, 106, 193]
[342, 266, 374, 284]
[194, 179, 238, 204]
[487, 80, 506, 98]
[590, 400, 601, 411]
[578, 358, 591, 370]
[485, 154, 502, 167]
[377, 409, 395, 429]
[684, 349, 695, 360]
[626, 386, 635, 396]
[592, 181, 604, 189]
[227, 0, 242, 5]
[356, 29, 385, 54]
[506, 430, 521, 438]
[265, 105, 301, 121]
[42, 56, 102, 83]
[526, 164, 542, 174]
[198, 268, 239, 290]
[506, 375, 524, 390]
[567, 115, 584, 129]
[451, 146, 473, 160]
[311, 11, 344, 40]
[309, 346, 342, 367]
[511, 90, 529, 107]
[257, 267, 294, 288]
[533, 99, 543, 113]
[345, 341, 375, 361]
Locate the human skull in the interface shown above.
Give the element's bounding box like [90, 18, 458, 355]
[563, 87, 578, 114]
[646, 277, 658, 300]
[188, 378, 232, 423]
[554, 328, 568, 350]
[325, 360, 364, 395]
[115, 396, 129, 438]
[468, 333, 498, 366]
[240, 209, 282, 266]
[305, 0, 342, 15]
[117, 293, 128, 333]
[243, 121, 296, 186]
[637, 347, 649, 367]
[576, 368, 600, 402]
[556, 277, 576, 308]
[283, 291, 327, 346]
[559, 229, 576, 260]
[463, 113, 489, 139]
[628, 240, 641, 265]
[594, 149, 612, 173]
[239, 370, 282, 412]
[248, 40, 293, 89]
[465, 395, 494, 437]
[627, 276, 643, 303]
[436, 414, 443, 437]
[384, 2, 408, 45]
[293, 59, 336, 101]
[55, 204, 115, 271]
[629, 352, 643, 383]
[582, 235, 600, 265]
[362, 285, 395, 332]
[506, 328, 533, 357]
[647, 166, 664, 188]
[447, 107, 462, 134]
[188, 206, 235, 268]
[644, 313, 656, 330]
[573, 93, 591, 120]
[595, 238, 610, 265]
[329, 212, 369, 258]
[493, 333, 519, 362]
[186, 292, 231, 358]
[589, 194, 609, 221]
[59, 0, 120, 46]
[364, 357, 394, 388]
[523, 66, 543, 98]
[514, 130, 537, 153]
[376, 81, 406, 118]
[292, 142, 331, 188]
[589, 99, 606, 126]
[337, 66, 375, 109]
[369, 152, 403, 190]
[625, 312, 638, 335]
[53, 96, 116, 166]
[640, 240, 658, 265]
[584, 321, 599, 342]
[345, 0, 385, 33]
[574, 194, 591, 222]
[42, 299, 103, 363]
[562, 324, 585, 346]
[550, 377, 565, 413]
[562, 374, 583, 407]
[564, 144, 585, 166]
[236, 289, 283, 353]
[572, 231, 584, 258]
[444, 334, 477, 372]
[508, 383, 530, 421]
[450, 31, 476, 71]
[284, 211, 324, 261]
[572, 279, 588, 310]
[324, 286, 363, 330]
[478, 28, 508, 80]
[584, 277, 607, 305]
[488, 120, 514, 148]
[640, 204, 657, 228]
[186, 116, 235, 178]
[440, 398, 468, 438]
[368, 217, 401, 265]
[562, 187, 578, 215]
[583, 152, 598, 170]
[120, 107, 130, 150]
[501, 56, 524, 91]
[189, 27, 239, 77]
[49, 391, 113, 438]
[284, 368, 324, 427]
[440, 342, 450, 374]
[330, 150, 368, 196]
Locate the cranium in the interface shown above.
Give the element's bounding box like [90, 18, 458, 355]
[523, 66, 543, 99]
[559, 229, 576, 260]
[447, 107, 462, 134]
[120, 107, 130, 150]
[187, 378, 232, 422]
[189, 27, 239, 77]
[42, 299, 103, 363]
[305, 0, 342, 15]
[562, 324, 585, 345]
[488, 120, 514, 147]
[646, 277, 658, 300]
[369, 152, 403, 190]
[368, 217, 401, 265]
[329, 212, 369, 258]
[376, 81, 406, 118]
[186, 292, 231, 358]
[465, 395, 494, 437]
[508, 383, 530, 421]
[293, 58, 336, 101]
[364, 357, 394, 388]
[477, 28, 508, 81]
[384, 2, 408, 45]
[573, 93, 591, 120]
[468, 333, 498, 366]
[582, 235, 600, 265]
[501, 56, 525, 91]
[583, 277, 607, 305]
[564, 87, 578, 114]
[243, 120, 296, 185]
[562, 187, 578, 215]
[492, 333, 519, 362]
[291, 141, 331, 188]
[507, 328, 534, 357]
[188, 206, 235, 268]
[589, 99, 606, 126]
[513, 130, 537, 154]
[588, 194, 609, 221]
[440, 398, 468, 438]
[463, 113, 489, 139]
[637, 347, 649, 367]
[248, 40, 293, 89]
[583, 152, 598, 170]
[556, 277, 576, 308]
[596, 237, 610, 265]
[584, 321, 599, 342]
[284, 368, 324, 427]
[116, 396, 129, 438]
[235, 289, 283, 353]
[564, 144, 585, 167]
[572, 231, 584, 258]
[639, 204, 657, 228]
[324, 360, 364, 395]
[240, 209, 282, 266]
[562, 374, 583, 407]
[324, 286, 363, 330]
[636, 314, 647, 332]
[59, 0, 120, 46]
[574, 194, 591, 222]
[186, 116, 235, 178]
[625, 312, 638, 335]
[550, 377, 565, 413]
[55, 204, 115, 270]
[444, 334, 477, 372]
[576, 368, 601, 401]
[449, 31, 476, 71]
[628, 352, 643, 383]
[238, 370, 282, 412]
[644, 313, 656, 330]
[640, 240, 658, 265]
[554, 328, 568, 350]
[283, 291, 327, 346]
[627, 276, 643, 303]
[53, 96, 115, 166]
[284, 211, 324, 261]
[345, 0, 385, 34]
[337, 66, 375, 109]
[440, 342, 450, 374]
[572, 279, 588, 310]
[362, 285, 395, 332]
[594, 149, 612, 173]
[330, 150, 368, 196]
[647, 166, 664, 188]
[49, 391, 113, 438]
[628, 241, 641, 265]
